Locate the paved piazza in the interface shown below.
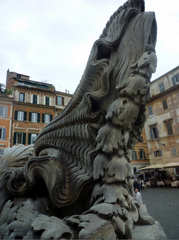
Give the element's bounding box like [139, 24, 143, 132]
[141, 187, 179, 239]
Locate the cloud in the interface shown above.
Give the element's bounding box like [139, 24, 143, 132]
[0, 0, 179, 93]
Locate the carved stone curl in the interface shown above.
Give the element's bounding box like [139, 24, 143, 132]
[0, 0, 161, 239]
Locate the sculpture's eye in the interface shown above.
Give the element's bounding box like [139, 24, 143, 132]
[96, 43, 111, 60]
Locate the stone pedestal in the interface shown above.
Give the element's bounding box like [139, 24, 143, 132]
[132, 221, 167, 240]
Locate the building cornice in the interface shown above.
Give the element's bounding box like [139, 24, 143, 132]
[12, 85, 55, 94]
[151, 65, 179, 83]
[13, 101, 56, 110]
[146, 84, 179, 103]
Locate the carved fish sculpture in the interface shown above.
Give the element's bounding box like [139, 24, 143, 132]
[1, 0, 157, 238]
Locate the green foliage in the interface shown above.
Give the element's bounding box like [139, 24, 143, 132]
[0, 83, 5, 92]
[5, 88, 12, 95]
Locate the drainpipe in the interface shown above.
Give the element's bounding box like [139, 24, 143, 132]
[10, 90, 14, 147]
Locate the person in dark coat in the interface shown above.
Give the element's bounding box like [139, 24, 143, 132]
[133, 179, 140, 192]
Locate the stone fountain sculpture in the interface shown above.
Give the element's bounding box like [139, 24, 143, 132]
[0, 0, 167, 239]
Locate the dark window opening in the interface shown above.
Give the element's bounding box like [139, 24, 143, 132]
[166, 122, 173, 135]
[162, 99, 168, 110]
[154, 150, 162, 157]
[150, 127, 159, 139]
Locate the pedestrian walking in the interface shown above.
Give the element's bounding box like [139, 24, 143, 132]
[140, 178, 144, 190]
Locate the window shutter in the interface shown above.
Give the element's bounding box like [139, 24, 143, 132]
[174, 148, 177, 155]
[171, 148, 174, 155]
[2, 128, 6, 140]
[56, 96, 57, 105]
[159, 82, 165, 93]
[13, 132, 17, 144]
[23, 133, 26, 145]
[135, 151, 137, 159]
[162, 99, 168, 110]
[159, 150, 162, 156]
[154, 151, 156, 157]
[148, 106, 153, 115]
[143, 151, 146, 159]
[5, 107, 7, 117]
[172, 77, 176, 86]
[150, 129, 154, 140]
[37, 113, 40, 123]
[46, 97, 49, 106]
[28, 133, 31, 144]
[24, 111, 27, 121]
[166, 122, 173, 135]
[42, 114, 44, 123]
[62, 97, 64, 106]
[50, 114, 53, 122]
[15, 110, 18, 120]
[29, 112, 32, 121]
[155, 127, 159, 138]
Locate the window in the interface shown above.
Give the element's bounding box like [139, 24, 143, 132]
[132, 151, 137, 160]
[28, 133, 38, 144]
[0, 106, 7, 117]
[56, 96, 64, 105]
[42, 114, 53, 124]
[13, 132, 26, 145]
[148, 106, 153, 116]
[15, 111, 27, 121]
[0, 128, 6, 140]
[162, 99, 168, 110]
[166, 122, 173, 135]
[154, 150, 162, 157]
[150, 127, 159, 139]
[159, 82, 165, 93]
[139, 150, 146, 159]
[19, 92, 25, 102]
[172, 74, 179, 86]
[0, 149, 4, 156]
[45, 97, 50, 106]
[17, 74, 21, 79]
[33, 95, 38, 104]
[171, 147, 177, 155]
[139, 136, 143, 142]
[29, 112, 40, 123]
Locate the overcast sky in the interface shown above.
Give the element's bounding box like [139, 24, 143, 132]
[0, 0, 179, 94]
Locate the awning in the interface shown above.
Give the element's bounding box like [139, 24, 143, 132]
[139, 163, 164, 171]
[163, 162, 179, 168]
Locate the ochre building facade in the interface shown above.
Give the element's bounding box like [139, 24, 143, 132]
[145, 66, 179, 176]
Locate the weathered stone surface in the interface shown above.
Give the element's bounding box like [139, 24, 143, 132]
[0, 0, 163, 239]
[132, 221, 167, 240]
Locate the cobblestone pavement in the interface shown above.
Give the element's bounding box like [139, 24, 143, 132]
[141, 187, 179, 239]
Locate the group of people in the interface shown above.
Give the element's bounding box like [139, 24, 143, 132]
[133, 178, 144, 191]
